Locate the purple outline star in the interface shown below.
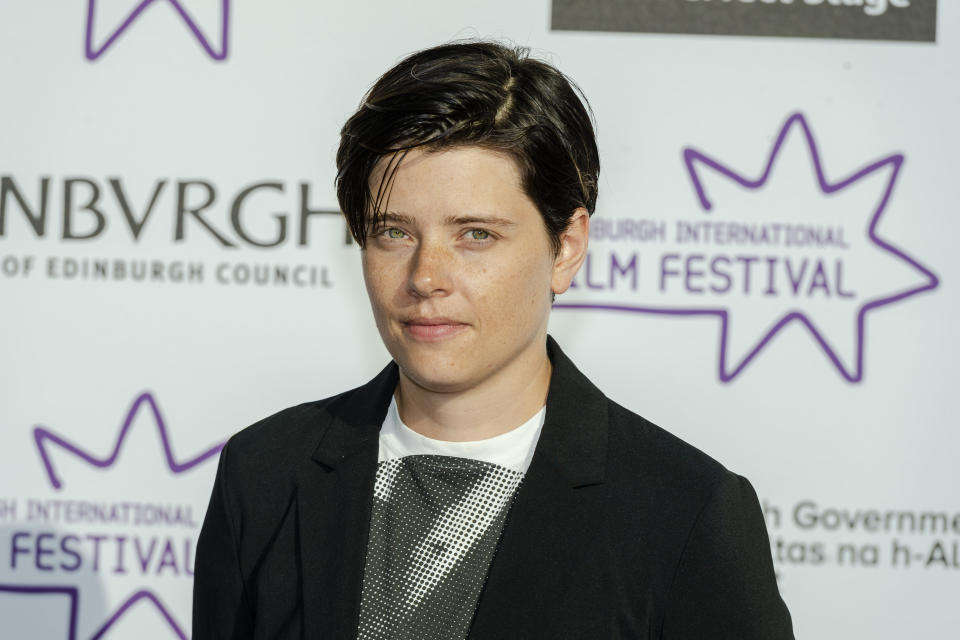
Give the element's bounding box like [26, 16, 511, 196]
[0, 585, 189, 640]
[33, 391, 225, 490]
[21, 395, 217, 638]
[84, 0, 230, 61]
[90, 589, 187, 640]
[554, 112, 940, 382]
[0, 584, 79, 640]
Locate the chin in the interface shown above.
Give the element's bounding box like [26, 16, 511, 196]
[395, 358, 478, 394]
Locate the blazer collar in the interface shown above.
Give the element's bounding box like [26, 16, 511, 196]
[298, 336, 610, 638]
[310, 335, 608, 486]
[309, 359, 397, 468]
[537, 335, 608, 487]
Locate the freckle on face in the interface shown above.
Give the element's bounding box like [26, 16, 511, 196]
[360, 146, 558, 394]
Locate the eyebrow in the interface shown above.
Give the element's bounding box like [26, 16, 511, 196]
[377, 212, 517, 227]
[375, 212, 415, 227]
[446, 215, 516, 227]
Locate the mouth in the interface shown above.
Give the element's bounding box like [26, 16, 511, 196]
[402, 317, 469, 342]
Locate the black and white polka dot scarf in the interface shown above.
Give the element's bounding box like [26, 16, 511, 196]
[356, 454, 524, 639]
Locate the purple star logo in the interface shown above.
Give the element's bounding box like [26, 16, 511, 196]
[555, 112, 939, 382]
[0, 586, 187, 640]
[9, 394, 224, 637]
[0, 585, 78, 640]
[33, 391, 224, 490]
[90, 590, 188, 640]
[85, 0, 230, 61]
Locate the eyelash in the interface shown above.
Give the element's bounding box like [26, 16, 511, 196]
[377, 228, 495, 243]
[465, 229, 492, 242]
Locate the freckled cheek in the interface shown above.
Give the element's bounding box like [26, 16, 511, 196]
[469, 258, 550, 332]
[362, 259, 401, 320]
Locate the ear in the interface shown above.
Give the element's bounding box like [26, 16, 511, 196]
[551, 208, 589, 295]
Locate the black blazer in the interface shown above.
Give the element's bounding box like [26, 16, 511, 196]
[193, 338, 794, 639]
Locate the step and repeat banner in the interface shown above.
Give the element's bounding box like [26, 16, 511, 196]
[0, 1, 955, 638]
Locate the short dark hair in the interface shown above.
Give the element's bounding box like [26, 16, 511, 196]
[335, 40, 600, 254]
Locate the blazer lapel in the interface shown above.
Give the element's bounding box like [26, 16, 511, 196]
[469, 337, 611, 638]
[291, 337, 609, 638]
[296, 362, 399, 639]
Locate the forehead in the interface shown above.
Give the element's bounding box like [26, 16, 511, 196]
[369, 146, 535, 222]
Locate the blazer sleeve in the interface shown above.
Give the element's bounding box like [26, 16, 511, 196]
[193, 440, 254, 640]
[661, 472, 794, 639]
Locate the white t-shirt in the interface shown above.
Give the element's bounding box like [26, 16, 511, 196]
[377, 396, 546, 472]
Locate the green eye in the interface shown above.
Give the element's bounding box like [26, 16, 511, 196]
[386, 228, 406, 239]
[468, 229, 490, 241]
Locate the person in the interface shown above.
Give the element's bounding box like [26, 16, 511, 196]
[192, 40, 794, 639]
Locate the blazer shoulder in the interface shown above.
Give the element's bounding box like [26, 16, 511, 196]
[219, 385, 357, 483]
[230, 393, 341, 450]
[605, 398, 733, 503]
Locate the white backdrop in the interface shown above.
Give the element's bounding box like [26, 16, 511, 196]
[0, 1, 956, 638]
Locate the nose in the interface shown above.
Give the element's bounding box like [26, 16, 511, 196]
[407, 240, 453, 298]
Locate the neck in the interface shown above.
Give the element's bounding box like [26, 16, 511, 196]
[395, 343, 552, 442]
